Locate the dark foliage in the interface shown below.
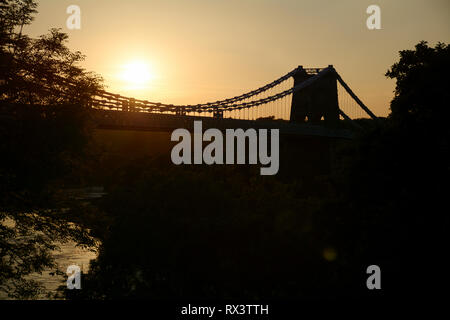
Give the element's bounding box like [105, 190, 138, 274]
[0, 0, 102, 298]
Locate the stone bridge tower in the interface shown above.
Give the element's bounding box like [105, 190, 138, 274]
[289, 65, 339, 124]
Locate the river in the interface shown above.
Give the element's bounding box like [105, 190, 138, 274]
[0, 187, 105, 300]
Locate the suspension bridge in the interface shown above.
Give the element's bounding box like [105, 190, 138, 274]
[0, 64, 378, 173]
[89, 65, 377, 138]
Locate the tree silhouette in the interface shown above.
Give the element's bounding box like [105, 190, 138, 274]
[331, 41, 450, 298]
[0, 1, 101, 299]
[386, 41, 450, 128]
[0, 0, 103, 105]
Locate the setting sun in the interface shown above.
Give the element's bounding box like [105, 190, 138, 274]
[119, 61, 154, 89]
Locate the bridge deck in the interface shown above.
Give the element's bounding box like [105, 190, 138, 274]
[92, 110, 354, 139]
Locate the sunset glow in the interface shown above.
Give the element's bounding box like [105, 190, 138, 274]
[119, 60, 155, 90]
[29, 1, 450, 115]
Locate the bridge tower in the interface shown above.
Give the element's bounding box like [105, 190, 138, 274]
[289, 65, 339, 124]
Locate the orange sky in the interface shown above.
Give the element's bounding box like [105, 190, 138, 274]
[27, 0, 450, 117]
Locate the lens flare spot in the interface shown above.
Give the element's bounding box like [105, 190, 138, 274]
[323, 247, 338, 262]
